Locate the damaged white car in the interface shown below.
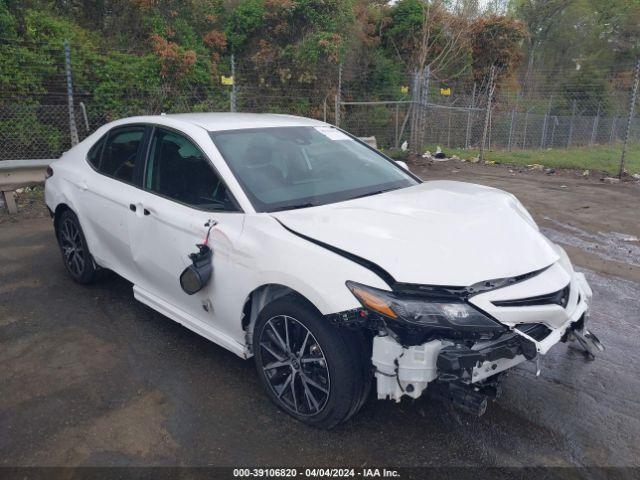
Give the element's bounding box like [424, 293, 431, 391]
[44, 113, 603, 428]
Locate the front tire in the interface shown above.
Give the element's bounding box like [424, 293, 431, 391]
[253, 297, 370, 429]
[55, 209, 98, 284]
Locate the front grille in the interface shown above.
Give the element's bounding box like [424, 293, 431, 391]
[515, 323, 553, 341]
[492, 284, 570, 308]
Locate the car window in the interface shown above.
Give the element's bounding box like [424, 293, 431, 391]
[99, 127, 145, 183]
[210, 126, 418, 212]
[144, 128, 236, 211]
[87, 136, 105, 169]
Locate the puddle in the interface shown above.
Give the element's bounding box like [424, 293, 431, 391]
[541, 217, 640, 267]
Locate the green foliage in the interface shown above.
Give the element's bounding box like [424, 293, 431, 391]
[423, 143, 640, 175]
[225, 0, 266, 52]
[0, 1, 18, 39]
[0, 106, 63, 159]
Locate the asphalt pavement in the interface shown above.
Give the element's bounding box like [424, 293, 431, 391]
[1, 163, 639, 468]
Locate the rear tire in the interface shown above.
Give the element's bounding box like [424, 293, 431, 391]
[55, 209, 98, 284]
[253, 296, 370, 429]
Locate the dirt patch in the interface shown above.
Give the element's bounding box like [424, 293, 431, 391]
[35, 390, 180, 466]
[0, 328, 118, 410]
[0, 186, 49, 224]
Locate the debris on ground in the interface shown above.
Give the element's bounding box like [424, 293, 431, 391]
[602, 177, 620, 184]
[358, 136, 377, 149]
[632, 173, 640, 180]
[528, 164, 545, 171]
[545, 168, 556, 174]
[421, 147, 451, 162]
[433, 146, 447, 159]
[582, 170, 590, 177]
[401, 141, 408, 152]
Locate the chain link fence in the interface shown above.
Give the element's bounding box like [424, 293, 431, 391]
[1, 40, 639, 174]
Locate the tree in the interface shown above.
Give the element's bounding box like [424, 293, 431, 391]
[469, 15, 526, 85]
[384, 0, 470, 80]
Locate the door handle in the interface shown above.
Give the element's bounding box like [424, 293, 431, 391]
[129, 203, 137, 212]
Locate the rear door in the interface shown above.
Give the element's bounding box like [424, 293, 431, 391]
[78, 125, 148, 281]
[127, 126, 246, 343]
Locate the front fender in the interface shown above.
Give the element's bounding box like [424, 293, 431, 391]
[240, 214, 390, 315]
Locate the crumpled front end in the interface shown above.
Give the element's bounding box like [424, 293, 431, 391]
[329, 248, 602, 416]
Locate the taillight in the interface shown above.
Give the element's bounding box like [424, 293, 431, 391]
[45, 166, 53, 179]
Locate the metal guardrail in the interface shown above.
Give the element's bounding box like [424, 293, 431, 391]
[0, 159, 54, 214]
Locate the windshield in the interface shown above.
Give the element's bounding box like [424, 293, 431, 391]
[209, 126, 419, 213]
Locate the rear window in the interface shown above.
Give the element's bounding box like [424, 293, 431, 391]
[87, 137, 105, 169]
[99, 127, 145, 183]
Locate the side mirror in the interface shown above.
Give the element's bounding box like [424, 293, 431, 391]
[180, 245, 213, 295]
[395, 160, 410, 171]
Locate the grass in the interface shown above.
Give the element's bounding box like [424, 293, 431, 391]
[412, 143, 640, 175]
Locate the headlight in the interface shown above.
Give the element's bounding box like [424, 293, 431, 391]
[346, 281, 505, 336]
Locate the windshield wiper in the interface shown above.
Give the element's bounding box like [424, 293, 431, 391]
[270, 202, 316, 212]
[346, 187, 400, 201]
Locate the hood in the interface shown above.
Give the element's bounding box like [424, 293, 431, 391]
[272, 181, 559, 286]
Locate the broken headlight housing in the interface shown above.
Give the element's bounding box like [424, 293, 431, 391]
[346, 281, 506, 338]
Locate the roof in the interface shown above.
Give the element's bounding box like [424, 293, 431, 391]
[162, 112, 327, 131]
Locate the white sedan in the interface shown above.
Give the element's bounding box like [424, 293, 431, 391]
[44, 113, 602, 428]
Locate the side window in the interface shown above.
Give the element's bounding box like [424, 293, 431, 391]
[87, 136, 105, 169]
[145, 128, 236, 211]
[100, 127, 145, 183]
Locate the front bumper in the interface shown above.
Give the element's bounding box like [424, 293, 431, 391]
[371, 271, 594, 403]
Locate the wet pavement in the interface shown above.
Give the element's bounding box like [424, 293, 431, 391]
[1, 164, 639, 467]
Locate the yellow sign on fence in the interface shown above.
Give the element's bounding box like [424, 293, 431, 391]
[440, 87, 451, 96]
[221, 75, 234, 86]
[400, 85, 409, 94]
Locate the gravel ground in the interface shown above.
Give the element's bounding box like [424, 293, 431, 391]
[1, 162, 639, 469]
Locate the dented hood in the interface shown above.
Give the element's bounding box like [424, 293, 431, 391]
[272, 180, 559, 286]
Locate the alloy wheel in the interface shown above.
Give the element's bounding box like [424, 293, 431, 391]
[59, 217, 85, 277]
[259, 315, 331, 416]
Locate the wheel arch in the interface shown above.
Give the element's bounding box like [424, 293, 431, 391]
[53, 203, 74, 233]
[241, 283, 323, 354]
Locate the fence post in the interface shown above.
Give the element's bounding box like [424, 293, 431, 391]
[394, 103, 400, 149]
[63, 41, 79, 146]
[447, 109, 452, 148]
[465, 83, 476, 149]
[417, 65, 430, 151]
[335, 61, 342, 127]
[230, 53, 237, 112]
[479, 65, 496, 162]
[590, 103, 601, 146]
[508, 108, 515, 151]
[567, 99, 577, 147]
[323, 97, 327, 123]
[610, 116, 617, 144]
[409, 70, 419, 151]
[79, 101, 90, 132]
[619, 56, 640, 178]
[522, 111, 528, 149]
[540, 96, 552, 149]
